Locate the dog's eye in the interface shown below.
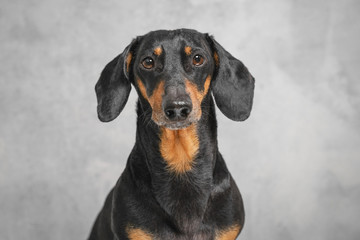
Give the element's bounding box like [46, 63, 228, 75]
[142, 57, 154, 69]
[193, 54, 204, 66]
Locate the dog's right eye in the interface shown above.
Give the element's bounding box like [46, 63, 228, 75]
[141, 57, 154, 69]
[193, 54, 205, 66]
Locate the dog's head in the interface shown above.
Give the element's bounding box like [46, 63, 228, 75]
[95, 29, 255, 129]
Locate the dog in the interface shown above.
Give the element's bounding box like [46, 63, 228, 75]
[89, 29, 255, 240]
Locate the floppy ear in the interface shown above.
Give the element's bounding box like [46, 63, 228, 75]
[95, 39, 137, 122]
[207, 35, 255, 121]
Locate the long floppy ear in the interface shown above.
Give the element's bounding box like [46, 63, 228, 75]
[206, 35, 255, 121]
[95, 39, 138, 122]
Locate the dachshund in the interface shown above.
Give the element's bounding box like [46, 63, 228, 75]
[89, 28, 255, 240]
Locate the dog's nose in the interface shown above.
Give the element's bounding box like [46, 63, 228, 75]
[164, 101, 192, 121]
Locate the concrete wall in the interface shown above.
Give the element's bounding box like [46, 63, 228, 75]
[1, 0, 359, 239]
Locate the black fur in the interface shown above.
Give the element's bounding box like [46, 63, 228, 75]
[95, 39, 137, 122]
[207, 36, 255, 121]
[89, 29, 255, 240]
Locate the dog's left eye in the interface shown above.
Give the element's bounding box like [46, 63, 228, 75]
[193, 54, 205, 66]
[142, 57, 154, 69]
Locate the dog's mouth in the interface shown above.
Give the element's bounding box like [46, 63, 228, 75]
[155, 119, 194, 130]
[151, 107, 201, 130]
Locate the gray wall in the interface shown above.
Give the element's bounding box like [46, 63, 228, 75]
[1, 0, 359, 239]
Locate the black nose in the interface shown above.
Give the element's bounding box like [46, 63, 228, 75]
[164, 101, 192, 121]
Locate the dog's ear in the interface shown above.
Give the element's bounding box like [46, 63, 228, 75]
[95, 39, 138, 122]
[206, 35, 255, 121]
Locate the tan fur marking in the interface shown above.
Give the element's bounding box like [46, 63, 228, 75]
[215, 224, 242, 240]
[137, 78, 148, 100]
[214, 51, 219, 67]
[185, 46, 192, 56]
[160, 124, 199, 174]
[203, 75, 211, 96]
[154, 46, 162, 56]
[137, 78, 165, 123]
[126, 225, 153, 240]
[185, 75, 211, 119]
[126, 52, 133, 73]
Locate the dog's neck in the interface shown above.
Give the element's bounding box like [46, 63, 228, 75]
[132, 95, 219, 231]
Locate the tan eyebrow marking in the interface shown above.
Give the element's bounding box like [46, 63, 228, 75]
[153, 46, 162, 56]
[185, 46, 192, 56]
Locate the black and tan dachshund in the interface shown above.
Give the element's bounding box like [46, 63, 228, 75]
[89, 29, 255, 240]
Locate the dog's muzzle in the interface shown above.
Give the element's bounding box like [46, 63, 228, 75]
[160, 85, 195, 129]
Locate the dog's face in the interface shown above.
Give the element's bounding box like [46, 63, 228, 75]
[95, 29, 255, 127]
[133, 30, 215, 129]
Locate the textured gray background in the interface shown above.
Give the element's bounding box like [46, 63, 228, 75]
[1, 0, 360, 239]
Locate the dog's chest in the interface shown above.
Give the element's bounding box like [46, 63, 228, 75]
[129, 224, 240, 240]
